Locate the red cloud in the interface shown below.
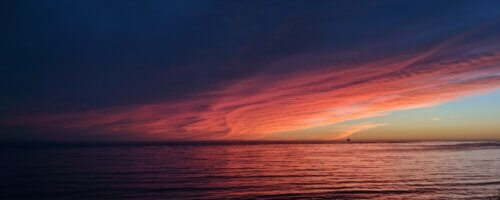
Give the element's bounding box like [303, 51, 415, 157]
[4, 38, 500, 140]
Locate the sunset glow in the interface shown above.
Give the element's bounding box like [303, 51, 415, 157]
[4, 37, 500, 140]
[2, 1, 500, 199]
[1, 1, 499, 142]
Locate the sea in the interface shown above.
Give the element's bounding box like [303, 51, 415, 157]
[1, 141, 499, 199]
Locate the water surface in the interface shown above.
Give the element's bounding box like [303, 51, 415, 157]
[1, 142, 499, 199]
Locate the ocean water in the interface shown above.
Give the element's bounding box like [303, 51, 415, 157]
[1, 142, 499, 199]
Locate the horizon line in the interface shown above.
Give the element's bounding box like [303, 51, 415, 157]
[1, 139, 499, 148]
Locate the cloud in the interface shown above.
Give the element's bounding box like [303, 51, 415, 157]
[328, 123, 387, 140]
[2, 27, 500, 141]
[432, 117, 440, 121]
[264, 122, 386, 141]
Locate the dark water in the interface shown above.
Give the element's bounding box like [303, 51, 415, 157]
[1, 142, 500, 199]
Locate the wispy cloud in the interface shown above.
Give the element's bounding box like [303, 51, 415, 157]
[328, 123, 387, 140]
[3, 29, 500, 140]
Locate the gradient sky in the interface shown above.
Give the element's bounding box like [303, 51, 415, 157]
[1, 0, 500, 142]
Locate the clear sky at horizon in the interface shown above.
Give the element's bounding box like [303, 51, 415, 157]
[267, 89, 500, 141]
[354, 89, 500, 141]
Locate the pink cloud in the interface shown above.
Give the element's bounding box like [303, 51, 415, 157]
[3, 36, 500, 140]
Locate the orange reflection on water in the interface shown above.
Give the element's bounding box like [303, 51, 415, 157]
[2, 142, 499, 199]
[150, 142, 500, 199]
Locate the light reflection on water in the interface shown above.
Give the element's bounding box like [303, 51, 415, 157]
[1, 142, 500, 199]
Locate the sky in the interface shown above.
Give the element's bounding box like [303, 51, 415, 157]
[1, 0, 500, 142]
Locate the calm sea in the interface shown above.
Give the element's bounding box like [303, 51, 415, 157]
[1, 141, 499, 199]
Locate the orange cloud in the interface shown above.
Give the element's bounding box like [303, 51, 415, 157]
[328, 122, 387, 140]
[3, 36, 500, 140]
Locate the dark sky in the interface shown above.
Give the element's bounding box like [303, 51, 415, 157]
[1, 0, 500, 141]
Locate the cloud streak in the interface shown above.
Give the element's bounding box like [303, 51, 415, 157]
[328, 123, 387, 140]
[3, 29, 500, 141]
